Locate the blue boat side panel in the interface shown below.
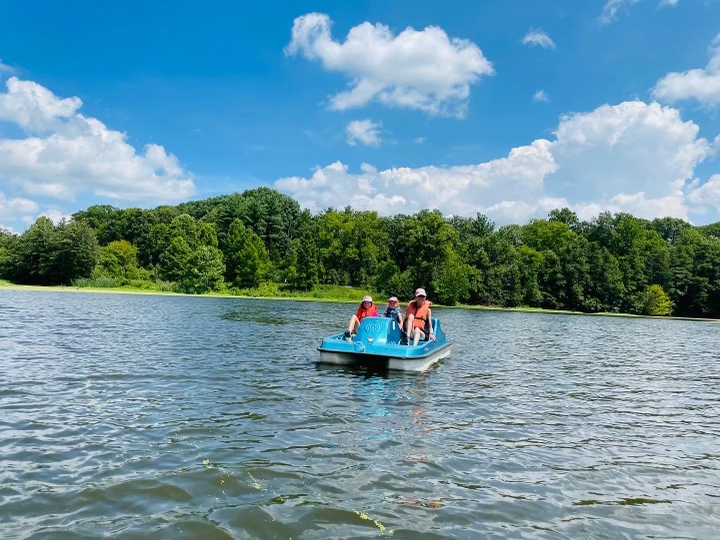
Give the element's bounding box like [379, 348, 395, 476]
[318, 316, 450, 360]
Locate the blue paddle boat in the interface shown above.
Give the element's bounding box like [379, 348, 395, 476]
[317, 316, 451, 372]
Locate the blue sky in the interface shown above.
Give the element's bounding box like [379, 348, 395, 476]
[1, 0, 720, 232]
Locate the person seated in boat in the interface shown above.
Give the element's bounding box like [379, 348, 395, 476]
[383, 296, 404, 327]
[344, 295, 378, 339]
[404, 288, 435, 346]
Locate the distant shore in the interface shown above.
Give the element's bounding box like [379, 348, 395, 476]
[0, 282, 357, 304]
[2, 282, 717, 323]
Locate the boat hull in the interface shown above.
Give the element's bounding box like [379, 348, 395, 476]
[318, 344, 451, 372]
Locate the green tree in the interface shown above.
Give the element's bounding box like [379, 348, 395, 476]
[71, 205, 120, 245]
[548, 207, 582, 233]
[223, 219, 268, 288]
[236, 232, 267, 288]
[518, 246, 543, 306]
[169, 214, 200, 249]
[10, 217, 57, 284]
[141, 223, 172, 267]
[585, 243, 625, 312]
[158, 236, 192, 282]
[95, 240, 145, 280]
[0, 228, 18, 280]
[180, 246, 225, 293]
[432, 250, 472, 305]
[294, 233, 320, 290]
[639, 284, 673, 316]
[51, 220, 100, 284]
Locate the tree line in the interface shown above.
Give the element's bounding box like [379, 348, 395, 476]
[1, 187, 719, 317]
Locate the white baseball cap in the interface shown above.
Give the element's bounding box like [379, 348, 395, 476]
[362, 295, 373, 302]
[415, 288, 427, 297]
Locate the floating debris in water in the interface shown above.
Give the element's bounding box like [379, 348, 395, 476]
[354, 511, 392, 534]
[394, 496, 445, 509]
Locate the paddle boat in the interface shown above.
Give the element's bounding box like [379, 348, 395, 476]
[317, 316, 451, 372]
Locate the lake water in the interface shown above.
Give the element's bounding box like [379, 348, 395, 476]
[1, 290, 719, 539]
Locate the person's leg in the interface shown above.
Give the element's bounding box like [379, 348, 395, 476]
[413, 327, 421, 346]
[346, 315, 359, 337]
[405, 314, 415, 342]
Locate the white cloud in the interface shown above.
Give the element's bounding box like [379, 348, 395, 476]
[276, 139, 557, 220]
[39, 208, 71, 225]
[275, 101, 712, 224]
[0, 77, 194, 205]
[712, 134, 720, 157]
[414, 137, 426, 144]
[601, 0, 641, 23]
[522, 29, 555, 49]
[600, 0, 678, 23]
[687, 174, 720, 211]
[0, 59, 14, 74]
[346, 119, 382, 147]
[652, 34, 720, 107]
[533, 90, 549, 102]
[547, 101, 707, 203]
[575, 191, 688, 221]
[0, 192, 39, 225]
[285, 13, 494, 117]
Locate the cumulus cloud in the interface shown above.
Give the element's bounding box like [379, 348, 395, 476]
[522, 29, 555, 49]
[601, 0, 678, 23]
[275, 101, 712, 223]
[652, 34, 720, 107]
[285, 13, 494, 117]
[276, 140, 558, 220]
[0, 77, 194, 206]
[0, 192, 39, 225]
[712, 134, 720, 157]
[346, 119, 382, 147]
[533, 90, 549, 102]
[687, 174, 720, 212]
[546, 101, 707, 203]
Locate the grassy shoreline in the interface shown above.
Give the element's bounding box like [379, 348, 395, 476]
[2, 281, 718, 322]
[0, 282, 367, 304]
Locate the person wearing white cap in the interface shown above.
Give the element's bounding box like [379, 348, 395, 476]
[404, 288, 435, 346]
[383, 296, 404, 327]
[344, 295, 378, 340]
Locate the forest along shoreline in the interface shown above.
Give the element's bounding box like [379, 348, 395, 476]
[2, 187, 719, 320]
[2, 282, 717, 323]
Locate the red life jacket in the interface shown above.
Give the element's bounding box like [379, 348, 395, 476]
[406, 299, 431, 329]
[356, 303, 378, 322]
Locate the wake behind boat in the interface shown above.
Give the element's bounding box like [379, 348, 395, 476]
[317, 316, 451, 372]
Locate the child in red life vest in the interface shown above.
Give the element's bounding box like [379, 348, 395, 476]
[344, 295, 378, 339]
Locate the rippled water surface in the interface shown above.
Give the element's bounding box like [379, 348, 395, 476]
[1, 290, 720, 539]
